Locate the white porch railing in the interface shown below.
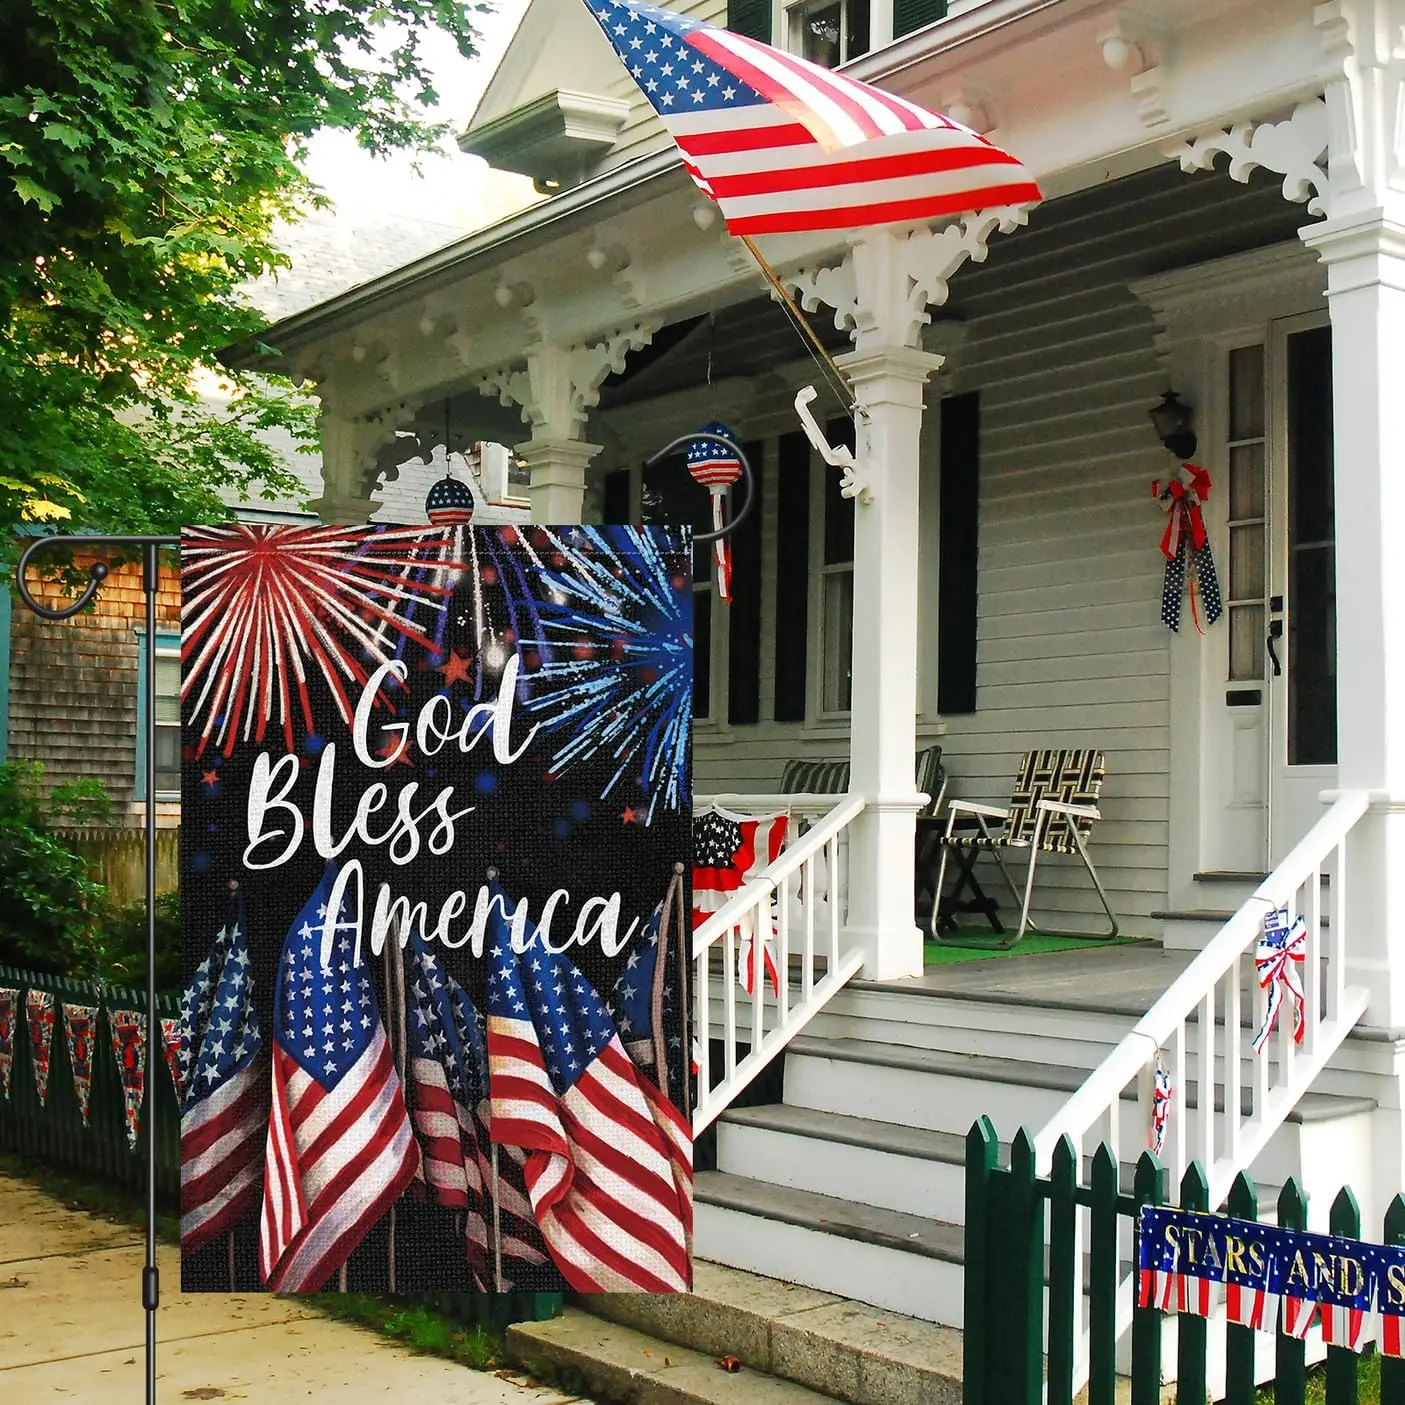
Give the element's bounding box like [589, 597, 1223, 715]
[692, 793, 867, 1134]
[1032, 789, 1373, 1387]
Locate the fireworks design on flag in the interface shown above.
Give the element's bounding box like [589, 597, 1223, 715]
[522, 526, 692, 820]
[182, 523, 466, 758]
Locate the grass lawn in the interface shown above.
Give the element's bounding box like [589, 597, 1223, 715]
[1252, 1352, 1381, 1403]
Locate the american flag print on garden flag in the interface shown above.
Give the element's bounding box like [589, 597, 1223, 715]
[693, 808, 787, 996]
[486, 885, 692, 1292]
[258, 865, 420, 1292]
[582, 0, 1041, 237]
[25, 989, 54, 1105]
[402, 927, 548, 1288]
[61, 1003, 98, 1126]
[107, 1008, 147, 1150]
[0, 987, 15, 1099]
[179, 890, 270, 1252]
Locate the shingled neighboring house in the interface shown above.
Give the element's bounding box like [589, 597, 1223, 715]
[1, 207, 533, 862]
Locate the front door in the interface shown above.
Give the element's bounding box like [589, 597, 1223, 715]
[1267, 317, 1337, 862]
[1203, 315, 1338, 872]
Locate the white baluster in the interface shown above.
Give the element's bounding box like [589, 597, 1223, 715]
[803, 851, 816, 1002]
[777, 869, 792, 1030]
[1226, 967, 1242, 1165]
[1199, 990, 1214, 1173]
[724, 919, 738, 1080]
[696, 940, 711, 1109]
[1173, 1022, 1187, 1185]
[828, 833, 841, 972]
[1304, 865, 1321, 1056]
[1332, 838, 1347, 1020]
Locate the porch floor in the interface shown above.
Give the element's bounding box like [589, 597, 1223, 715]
[857, 940, 1195, 1018]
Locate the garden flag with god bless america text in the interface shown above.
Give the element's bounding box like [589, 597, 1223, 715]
[583, 0, 1041, 236]
[179, 524, 692, 1294]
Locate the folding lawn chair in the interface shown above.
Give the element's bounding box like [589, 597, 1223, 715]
[929, 748, 1119, 950]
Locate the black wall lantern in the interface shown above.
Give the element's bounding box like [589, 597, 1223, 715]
[1149, 390, 1197, 460]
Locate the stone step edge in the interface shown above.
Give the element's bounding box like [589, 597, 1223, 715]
[507, 1305, 844, 1405]
[582, 1260, 962, 1405]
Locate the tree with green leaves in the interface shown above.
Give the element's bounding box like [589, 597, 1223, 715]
[0, 0, 484, 553]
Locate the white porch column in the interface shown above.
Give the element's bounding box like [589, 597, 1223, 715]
[478, 325, 659, 524]
[839, 340, 943, 980]
[1297, 0, 1405, 1029]
[786, 213, 1029, 980]
[309, 405, 388, 524]
[1300, 212, 1405, 1028]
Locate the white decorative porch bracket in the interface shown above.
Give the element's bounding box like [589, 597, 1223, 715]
[310, 402, 399, 524]
[476, 322, 660, 522]
[1300, 0, 1405, 1032]
[785, 208, 1031, 980]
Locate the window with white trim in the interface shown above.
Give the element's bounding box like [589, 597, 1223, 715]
[787, 0, 869, 67]
[136, 631, 182, 800]
[817, 446, 855, 715]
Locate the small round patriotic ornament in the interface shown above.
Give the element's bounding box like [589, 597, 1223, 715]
[425, 472, 476, 526]
[687, 420, 742, 601]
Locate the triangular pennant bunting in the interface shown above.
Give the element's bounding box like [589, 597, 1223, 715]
[25, 990, 55, 1105]
[107, 1008, 147, 1149]
[0, 987, 17, 1100]
[62, 1003, 98, 1125]
[160, 1016, 186, 1103]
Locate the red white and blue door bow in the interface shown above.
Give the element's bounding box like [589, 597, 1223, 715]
[1155, 464, 1223, 634]
[1253, 906, 1307, 1055]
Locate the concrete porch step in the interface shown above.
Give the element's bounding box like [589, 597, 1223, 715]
[694, 1171, 966, 1326]
[508, 1306, 844, 1404]
[585, 1260, 963, 1405]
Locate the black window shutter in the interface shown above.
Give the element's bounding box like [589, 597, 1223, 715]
[602, 468, 632, 524]
[893, 0, 948, 39]
[728, 440, 764, 725]
[937, 392, 979, 715]
[727, 0, 771, 41]
[774, 431, 810, 722]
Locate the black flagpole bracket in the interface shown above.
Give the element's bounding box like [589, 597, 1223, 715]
[16, 531, 177, 1405]
[644, 430, 755, 544]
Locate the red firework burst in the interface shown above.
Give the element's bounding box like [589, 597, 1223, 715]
[181, 524, 463, 758]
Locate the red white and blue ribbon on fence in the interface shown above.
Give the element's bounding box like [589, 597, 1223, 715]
[1253, 905, 1308, 1056]
[0, 987, 16, 1100]
[1149, 1048, 1173, 1158]
[1138, 1206, 1403, 1352]
[1155, 464, 1223, 635]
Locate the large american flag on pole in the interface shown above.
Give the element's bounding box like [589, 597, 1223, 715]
[485, 884, 691, 1291]
[402, 929, 547, 1288]
[583, 0, 1040, 236]
[179, 889, 269, 1251]
[258, 865, 420, 1292]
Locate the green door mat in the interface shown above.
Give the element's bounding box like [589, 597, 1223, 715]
[923, 931, 1144, 965]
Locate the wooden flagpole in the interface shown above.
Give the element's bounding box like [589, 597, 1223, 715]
[739, 234, 855, 410]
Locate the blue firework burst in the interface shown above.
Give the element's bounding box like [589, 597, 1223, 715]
[522, 526, 692, 820]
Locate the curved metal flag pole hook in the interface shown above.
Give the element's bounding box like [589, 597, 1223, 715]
[16, 531, 176, 1405]
[794, 386, 872, 505]
[644, 429, 756, 544]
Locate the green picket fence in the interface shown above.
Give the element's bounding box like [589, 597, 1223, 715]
[964, 1115, 1405, 1405]
[0, 964, 181, 1206]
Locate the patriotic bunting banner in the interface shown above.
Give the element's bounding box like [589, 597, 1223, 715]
[159, 1017, 185, 1102]
[179, 524, 692, 1295]
[25, 989, 55, 1105]
[62, 1003, 98, 1125]
[1138, 1207, 1405, 1352]
[693, 808, 787, 996]
[107, 1009, 146, 1149]
[0, 986, 16, 1099]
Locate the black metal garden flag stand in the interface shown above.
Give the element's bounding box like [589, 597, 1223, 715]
[16, 532, 174, 1405]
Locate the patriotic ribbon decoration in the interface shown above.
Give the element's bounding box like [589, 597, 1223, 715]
[159, 1016, 186, 1101]
[1154, 464, 1223, 635]
[1138, 1206, 1405, 1351]
[1149, 1048, 1172, 1158]
[108, 1009, 147, 1150]
[1252, 906, 1307, 1056]
[686, 423, 742, 602]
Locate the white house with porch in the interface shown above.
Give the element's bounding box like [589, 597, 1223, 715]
[232, 0, 1405, 1392]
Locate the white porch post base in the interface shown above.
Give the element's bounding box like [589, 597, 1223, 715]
[1301, 211, 1405, 1028]
[307, 490, 381, 525]
[838, 343, 944, 982]
[515, 437, 602, 523]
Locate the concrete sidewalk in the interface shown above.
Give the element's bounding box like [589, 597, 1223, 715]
[0, 1175, 588, 1402]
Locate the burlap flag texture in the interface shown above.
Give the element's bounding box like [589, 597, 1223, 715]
[62, 1003, 98, 1125]
[0, 987, 17, 1099]
[107, 1009, 146, 1149]
[25, 989, 55, 1105]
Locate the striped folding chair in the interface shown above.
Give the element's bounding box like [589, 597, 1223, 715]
[930, 748, 1119, 950]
